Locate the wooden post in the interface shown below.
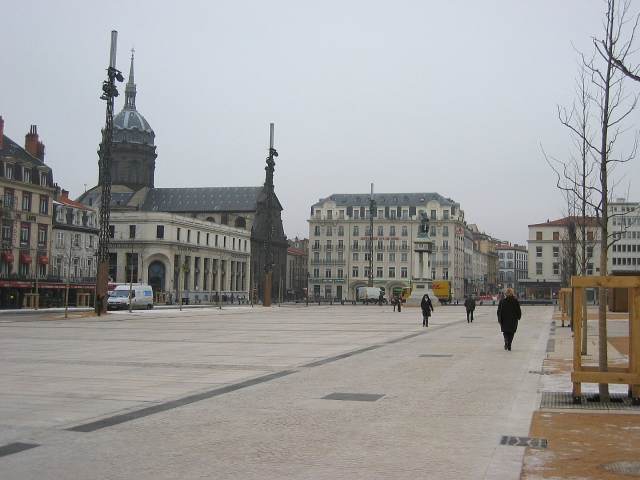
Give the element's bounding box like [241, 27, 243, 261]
[572, 285, 584, 402]
[631, 287, 640, 403]
[263, 271, 272, 307]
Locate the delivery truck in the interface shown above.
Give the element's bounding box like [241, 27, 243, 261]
[431, 280, 452, 304]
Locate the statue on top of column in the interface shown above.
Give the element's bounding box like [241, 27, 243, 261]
[418, 212, 430, 238]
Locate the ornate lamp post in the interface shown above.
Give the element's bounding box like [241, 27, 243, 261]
[262, 123, 278, 307]
[95, 30, 124, 314]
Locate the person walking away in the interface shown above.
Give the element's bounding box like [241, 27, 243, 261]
[464, 296, 476, 323]
[421, 294, 434, 327]
[497, 288, 521, 351]
[397, 295, 402, 313]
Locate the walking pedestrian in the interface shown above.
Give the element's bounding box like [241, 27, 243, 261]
[397, 295, 402, 313]
[497, 288, 521, 351]
[391, 295, 397, 312]
[421, 294, 434, 327]
[464, 295, 476, 323]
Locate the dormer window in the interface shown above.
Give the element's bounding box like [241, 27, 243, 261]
[5, 164, 13, 180]
[40, 172, 47, 186]
[23, 168, 31, 183]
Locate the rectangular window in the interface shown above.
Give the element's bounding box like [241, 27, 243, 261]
[187, 230, 191, 242]
[536, 262, 543, 275]
[5, 164, 13, 180]
[536, 246, 542, 257]
[553, 246, 559, 258]
[389, 267, 395, 278]
[326, 210, 332, 220]
[389, 226, 396, 236]
[338, 226, 344, 236]
[553, 231, 560, 241]
[23, 168, 31, 183]
[352, 252, 358, 261]
[430, 226, 436, 236]
[401, 253, 408, 262]
[314, 226, 321, 236]
[37, 225, 47, 247]
[326, 226, 332, 236]
[197, 231, 201, 244]
[206, 233, 210, 245]
[39, 195, 48, 214]
[338, 239, 344, 249]
[443, 226, 449, 237]
[353, 226, 359, 236]
[352, 266, 359, 277]
[376, 252, 383, 261]
[443, 210, 449, 220]
[177, 227, 181, 241]
[325, 268, 331, 278]
[129, 225, 136, 239]
[430, 210, 436, 220]
[109, 225, 115, 238]
[313, 268, 319, 278]
[337, 268, 343, 278]
[2, 222, 13, 242]
[377, 225, 384, 236]
[553, 263, 559, 275]
[352, 240, 359, 249]
[20, 223, 30, 246]
[376, 267, 383, 278]
[401, 226, 408, 236]
[21, 192, 31, 212]
[73, 233, 81, 247]
[536, 231, 543, 241]
[40, 172, 47, 186]
[400, 267, 408, 278]
[156, 225, 165, 239]
[389, 252, 395, 262]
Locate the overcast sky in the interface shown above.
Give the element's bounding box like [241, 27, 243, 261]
[2, 1, 640, 244]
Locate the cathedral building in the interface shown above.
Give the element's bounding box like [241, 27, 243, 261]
[79, 54, 287, 304]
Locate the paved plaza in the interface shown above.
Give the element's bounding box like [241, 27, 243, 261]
[0, 305, 553, 479]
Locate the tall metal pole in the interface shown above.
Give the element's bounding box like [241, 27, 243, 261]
[263, 123, 277, 307]
[128, 242, 133, 312]
[95, 30, 123, 314]
[368, 183, 375, 287]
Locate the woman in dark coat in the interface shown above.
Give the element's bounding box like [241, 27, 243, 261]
[421, 294, 434, 327]
[497, 288, 521, 350]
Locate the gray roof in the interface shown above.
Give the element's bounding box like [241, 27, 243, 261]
[0, 135, 49, 169]
[114, 108, 153, 133]
[141, 187, 264, 212]
[313, 192, 458, 208]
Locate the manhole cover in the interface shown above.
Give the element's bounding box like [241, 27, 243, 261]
[322, 392, 384, 402]
[602, 461, 640, 476]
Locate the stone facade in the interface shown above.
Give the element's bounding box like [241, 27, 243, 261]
[309, 192, 484, 301]
[106, 211, 250, 304]
[0, 118, 55, 308]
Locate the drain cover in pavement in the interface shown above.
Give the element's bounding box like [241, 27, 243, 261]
[602, 461, 640, 476]
[541, 391, 639, 410]
[420, 354, 454, 358]
[500, 436, 547, 449]
[322, 392, 384, 402]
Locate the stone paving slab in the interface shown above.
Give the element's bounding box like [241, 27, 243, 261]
[0, 305, 552, 479]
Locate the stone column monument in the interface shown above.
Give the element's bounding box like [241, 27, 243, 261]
[406, 212, 440, 306]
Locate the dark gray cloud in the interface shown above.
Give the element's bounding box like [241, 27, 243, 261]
[2, 1, 639, 244]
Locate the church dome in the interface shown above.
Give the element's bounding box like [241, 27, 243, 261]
[112, 52, 155, 145]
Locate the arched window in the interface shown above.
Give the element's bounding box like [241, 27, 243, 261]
[234, 217, 246, 229]
[206, 216, 216, 223]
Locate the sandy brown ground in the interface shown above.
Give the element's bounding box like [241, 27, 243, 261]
[522, 411, 640, 480]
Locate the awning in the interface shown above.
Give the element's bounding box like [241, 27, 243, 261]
[2, 251, 14, 263]
[38, 256, 49, 265]
[19, 253, 32, 264]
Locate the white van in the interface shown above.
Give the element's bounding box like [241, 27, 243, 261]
[107, 284, 154, 310]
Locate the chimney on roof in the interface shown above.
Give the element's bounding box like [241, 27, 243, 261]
[61, 189, 69, 200]
[25, 125, 39, 157]
[36, 141, 45, 161]
[0, 116, 4, 149]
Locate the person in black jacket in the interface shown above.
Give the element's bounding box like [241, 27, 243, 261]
[464, 296, 476, 323]
[421, 294, 434, 327]
[497, 288, 521, 351]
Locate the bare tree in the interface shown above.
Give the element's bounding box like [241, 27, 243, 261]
[546, 0, 639, 401]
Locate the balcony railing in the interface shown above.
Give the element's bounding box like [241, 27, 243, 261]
[309, 259, 346, 266]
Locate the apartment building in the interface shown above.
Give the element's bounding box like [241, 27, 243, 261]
[496, 243, 528, 297]
[0, 118, 55, 308]
[308, 192, 475, 301]
[609, 198, 640, 273]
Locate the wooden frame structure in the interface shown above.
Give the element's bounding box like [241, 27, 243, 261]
[558, 288, 572, 327]
[571, 275, 640, 404]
